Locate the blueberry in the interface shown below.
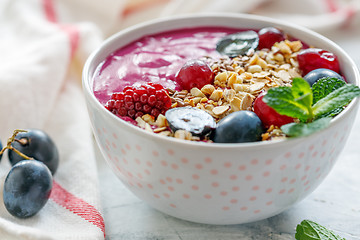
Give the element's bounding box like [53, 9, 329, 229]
[213, 111, 264, 143]
[8, 129, 59, 175]
[304, 68, 344, 86]
[3, 160, 53, 218]
[165, 107, 216, 137]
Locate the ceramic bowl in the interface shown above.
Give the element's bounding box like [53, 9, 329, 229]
[82, 13, 359, 224]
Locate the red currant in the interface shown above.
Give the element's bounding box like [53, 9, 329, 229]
[258, 27, 285, 50]
[297, 48, 340, 75]
[253, 92, 294, 128]
[175, 59, 214, 91]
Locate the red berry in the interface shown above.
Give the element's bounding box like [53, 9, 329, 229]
[148, 95, 156, 106]
[297, 48, 340, 75]
[105, 100, 115, 110]
[124, 95, 133, 103]
[135, 102, 142, 111]
[123, 86, 132, 92]
[135, 88, 146, 96]
[148, 82, 163, 90]
[140, 94, 148, 104]
[147, 86, 156, 95]
[113, 92, 124, 100]
[253, 92, 294, 128]
[133, 92, 140, 102]
[155, 101, 164, 109]
[258, 27, 285, 49]
[125, 101, 134, 110]
[114, 100, 122, 109]
[151, 108, 160, 117]
[134, 112, 144, 119]
[118, 107, 127, 116]
[155, 89, 167, 100]
[175, 59, 214, 91]
[105, 83, 171, 119]
[143, 104, 151, 113]
[128, 109, 136, 118]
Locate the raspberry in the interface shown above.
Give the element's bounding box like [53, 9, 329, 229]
[105, 82, 171, 119]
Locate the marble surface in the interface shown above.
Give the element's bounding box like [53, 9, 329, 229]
[96, 31, 360, 240]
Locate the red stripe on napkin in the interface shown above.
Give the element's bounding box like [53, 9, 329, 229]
[342, 6, 356, 28]
[42, 0, 57, 22]
[324, 0, 338, 12]
[42, 0, 79, 59]
[60, 25, 80, 59]
[50, 181, 106, 237]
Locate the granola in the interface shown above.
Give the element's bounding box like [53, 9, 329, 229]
[133, 39, 303, 141]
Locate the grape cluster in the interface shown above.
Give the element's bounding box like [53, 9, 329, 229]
[0, 129, 59, 218]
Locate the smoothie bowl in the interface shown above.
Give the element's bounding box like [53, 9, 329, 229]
[82, 14, 360, 224]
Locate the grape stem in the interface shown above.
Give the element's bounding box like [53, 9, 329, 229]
[0, 129, 33, 160]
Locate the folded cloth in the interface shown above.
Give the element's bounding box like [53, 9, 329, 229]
[0, 0, 358, 239]
[0, 0, 112, 239]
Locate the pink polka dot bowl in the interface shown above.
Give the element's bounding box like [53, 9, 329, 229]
[82, 13, 359, 224]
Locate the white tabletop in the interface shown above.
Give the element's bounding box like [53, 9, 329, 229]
[97, 32, 360, 240]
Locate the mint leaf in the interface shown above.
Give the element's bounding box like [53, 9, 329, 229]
[292, 77, 313, 107]
[295, 220, 346, 240]
[312, 77, 345, 118]
[281, 117, 331, 137]
[313, 84, 360, 119]
[312, 77, 346, 104]
[264, 86, 309, 120]
[263, 79, 313, 122]
[316, 106, 344, 119]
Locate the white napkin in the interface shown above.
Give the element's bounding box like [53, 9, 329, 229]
[0, 0, 358, 239]
[0, 0, 111, 239]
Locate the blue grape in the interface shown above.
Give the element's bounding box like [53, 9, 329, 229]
[3, 160, 53, 218]
[8, 129, 59, 174]
[304, 68, 343, 86]
[213, 111, 264, 143]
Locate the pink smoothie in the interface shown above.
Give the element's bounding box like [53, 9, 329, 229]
[93, 27, 246, 104]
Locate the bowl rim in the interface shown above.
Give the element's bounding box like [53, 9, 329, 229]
[82, 12, 360, 150]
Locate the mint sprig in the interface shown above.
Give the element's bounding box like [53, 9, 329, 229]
[263, 77, 360, 137]
[295, 220, 346, 240]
